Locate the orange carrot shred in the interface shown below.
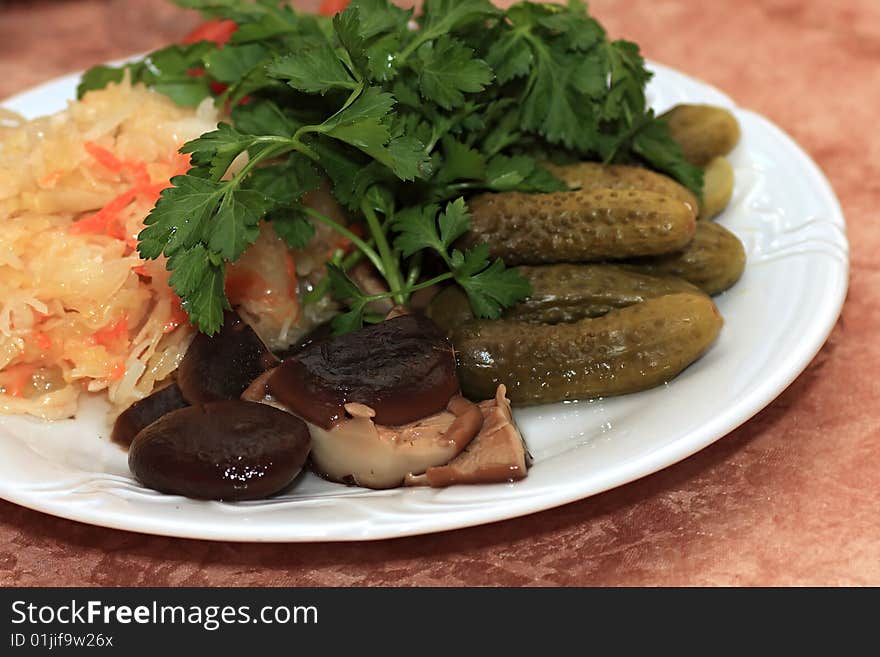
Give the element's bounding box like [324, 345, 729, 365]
[108, 360, 126, 381]
[84, 142, 125, 172]
[39, 169, 65, 188]
[70, 188, 138, 239]
[33, 332, 52, 351]
[93, 316, 129, 349]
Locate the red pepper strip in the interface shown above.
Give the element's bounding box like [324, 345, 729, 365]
[319, 0, 351, 14]
[164, 295, 190, 334]
[182, 19, 238, 45]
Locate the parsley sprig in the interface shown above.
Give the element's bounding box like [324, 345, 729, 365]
[79, 0, 702, 335]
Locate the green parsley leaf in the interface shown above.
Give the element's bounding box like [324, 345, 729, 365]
[77, 43, 216, 106]
[92, 0, 707, 334]
[326, 263, 363, 301]
[244, 153, 322, 206]
[166, 245, 229, 335]
[180, 123, 255, 181]
[483, 155, 568, 193]
[267, 49, 358, 94]
[484, 31, 533, 85]
[632, 115, 704, 199]
[231, 99, 302, 137]
[320, 87, 429, 180]
[437, 137, 486, 183]
[457, 255, 531, 319]
[333, 8, 369, 77]
[519, 41, 595, 150]
[418, 0, 501, 34]
[416, 37, 493, 110]
[392, 197, 470, 258]
[437, 197, 472, 248]
[330, 304, 367, 335]
[322, 86, 395, 129]
[204, 43, 269, 84]
[138, 175, 221, 259]
[392, 204, 442, 258]
[272, 208, 315, 250]
[348, 0, 411, 40]
[207, 189, 271, 261]
[325, 264, 368, 334]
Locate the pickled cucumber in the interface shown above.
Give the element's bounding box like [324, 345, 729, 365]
[624, 221, 746, 296]
[427, 264, 704, 333]
[699, 156, 735, 220]
[660, 104, 741, 167]
[466, 188, 697, 265]
[544, 162, 699, 216]
[452, 293, 723, 405]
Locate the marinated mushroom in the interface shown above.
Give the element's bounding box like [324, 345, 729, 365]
[267, 314, 459, 428]
[273, 321, 333, 361]
[177, 309, 279, 404]
[259, 315, 489, 488]
[128, 400, 311, 501]
[406, 385, 531, 487]
[308, 395, 483, 489]
[111, 382, 188, 448]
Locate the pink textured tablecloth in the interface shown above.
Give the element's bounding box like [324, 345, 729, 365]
[0, 0, 877, 586]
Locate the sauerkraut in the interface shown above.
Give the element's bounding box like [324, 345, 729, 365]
[0, 78, 336, 420]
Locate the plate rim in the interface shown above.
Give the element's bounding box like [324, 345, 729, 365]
[0, 61, 850, 542]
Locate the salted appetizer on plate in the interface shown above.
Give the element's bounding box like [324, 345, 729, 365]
[0, 0, 746, 501]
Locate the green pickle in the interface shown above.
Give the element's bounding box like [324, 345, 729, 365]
[544, 162, 699, 216]
[452, 293, 723, 405]
[624, 221, 746, 296]
[699, 156, 735, 220]
[660, 104, 741, 167]
[466, 188, 697, 265]
[427, 264, 704, 334]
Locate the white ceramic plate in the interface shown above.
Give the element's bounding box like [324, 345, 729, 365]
[0, 62, 849, 542]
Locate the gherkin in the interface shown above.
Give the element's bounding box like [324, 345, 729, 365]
[452, 293, 724, 405]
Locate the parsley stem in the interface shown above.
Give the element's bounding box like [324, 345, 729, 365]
[302, 249, 364, 306]
[361, 200, 406, 306]
[358, 272, 453, 303]
[407, 272, 452, 293]
[300, 207, 384, 275]
[405, 252, 423, 288]
[229, 141, 293, 186]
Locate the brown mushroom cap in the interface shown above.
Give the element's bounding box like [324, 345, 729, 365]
[177, 310, 279, 405]
[128, 400, 311, 501]
[111, 382, 188, 448]
[273, 321, 334, 361]
[267, 315, 459, 429]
